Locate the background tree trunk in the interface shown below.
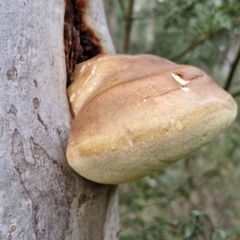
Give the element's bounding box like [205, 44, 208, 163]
[0, 0, 119, 239]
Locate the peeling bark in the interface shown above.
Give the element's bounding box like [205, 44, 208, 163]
[0, 0, 119, 239]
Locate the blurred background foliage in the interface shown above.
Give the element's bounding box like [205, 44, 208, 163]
[103, 0, 240, 239]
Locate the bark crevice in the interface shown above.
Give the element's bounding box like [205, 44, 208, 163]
[64, 0, 103, 86]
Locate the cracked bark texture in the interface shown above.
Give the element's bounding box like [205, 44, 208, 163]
[0, 0, 119, 239]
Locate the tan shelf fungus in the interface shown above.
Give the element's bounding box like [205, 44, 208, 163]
[66, 54, 237, 184]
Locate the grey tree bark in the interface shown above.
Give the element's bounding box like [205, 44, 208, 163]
[0, 0, 119, 239]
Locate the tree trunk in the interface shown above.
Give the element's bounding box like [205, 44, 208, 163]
[0, 0, 119, 239]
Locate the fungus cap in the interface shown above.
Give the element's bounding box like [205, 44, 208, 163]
[67, 54, 237, 184]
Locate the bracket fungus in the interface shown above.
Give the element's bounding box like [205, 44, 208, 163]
[66, 54, 237, 184]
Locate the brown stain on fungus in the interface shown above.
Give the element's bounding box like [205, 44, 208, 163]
[64, 0, 102, 86]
